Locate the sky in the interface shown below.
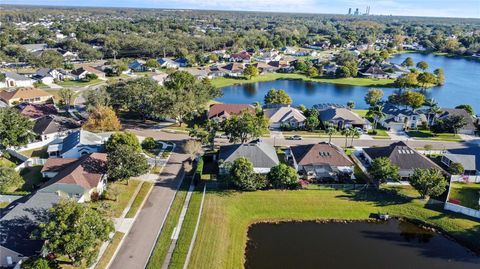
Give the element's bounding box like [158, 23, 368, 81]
[4, 0, 480, 18]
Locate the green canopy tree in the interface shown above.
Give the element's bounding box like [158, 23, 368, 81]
[243, 65, 259, 79]
[416, 61, 429, 71]
[222, 112, 269, 143]
[38, 200, 114, 267]
[0, 166, 24, 193]
[107, 144, 149, 183]
[105, 131, 141, 153]
[267, 163, 299, 189]
[455, 104, 474, 115]
[0, 108, 35, 151]
[364, 88, 384, 106]
[368, 157, 400, 183]
[409, 168, 447, 199]
[229, 157, 266, 191]
[402, 57, 414, 67]
[264, 88, 292, 105]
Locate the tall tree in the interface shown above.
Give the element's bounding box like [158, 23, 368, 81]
[105, 131, 141, 153]
[364, 88, 384, 106]
[402, 57, 414, 68]
[402, 91, 425, 111]
[409, 168, 447, 199]
[368, 157, 400, 183]
[267, 163, 298, 189]
[107, 144, 149, 183]
[366, 104, 385, 130]
[83, 88, 111, 109]
[264, 88, 292, 105]
[0, 166, 24, 193]
[84, 106, 122, 132]
[0, 108, 35, 151]
[416, 61, 429, 71]
[58, 88, 75, 111]
[229, 157, 266, 191]
[455, 104, 474, 116]
[222, 112, 269, 143]
[434, 68, 445, 85]
[243, 65, 259, 79]
[38, 200, 114, 267]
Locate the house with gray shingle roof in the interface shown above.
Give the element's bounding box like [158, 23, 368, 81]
[47, 129, 110, 158]
[0, 72, 35, 89]
[318, 106, 371, 130]
[380, 103, 426, 131]
[264, 106, 306, 129]
[218, 140, 279, 174]
[362, 141, 444, 178]
[436, 108, 477, 135]
[33, 115, 81, 141]
[441, 152, 479, 175]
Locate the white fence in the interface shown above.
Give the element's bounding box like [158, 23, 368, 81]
[12, 137, 56, 152]
[451, 175, 480, 183]
[444, 202, 480, 219]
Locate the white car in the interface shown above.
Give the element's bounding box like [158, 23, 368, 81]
[287, 135, 303, 140]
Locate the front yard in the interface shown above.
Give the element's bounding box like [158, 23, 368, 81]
[57, 79, 103, 87]
[89, 180, 141, 218]
[448, 182, 480, 210]
[407, 130, 463, 142]
[185, 187, 480, 269]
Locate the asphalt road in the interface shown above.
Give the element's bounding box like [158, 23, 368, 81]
[109, 149, 189, 269]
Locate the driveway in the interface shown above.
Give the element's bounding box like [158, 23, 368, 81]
[387, 130, 410, 141]
[109, 150, 189, 269]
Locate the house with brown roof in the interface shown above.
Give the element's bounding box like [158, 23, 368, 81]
[264, 106, 306, 129]
[362, 141, 444, 178]
[287, 142, 354, 181]
[0, 87, 53, 106]
[208, 104, 255, 121]
[229, 51, 251, 63]
[40, 153, 108, 202]
[15, 103, 58, 120]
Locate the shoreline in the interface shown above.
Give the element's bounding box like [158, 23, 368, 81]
[210, 73, 396, 88]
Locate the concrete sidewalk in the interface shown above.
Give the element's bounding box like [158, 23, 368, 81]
[108, 151, 189, 269]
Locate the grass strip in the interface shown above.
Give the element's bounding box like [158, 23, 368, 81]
[94, 232, 125, 269]
[125, 182, 153, 218]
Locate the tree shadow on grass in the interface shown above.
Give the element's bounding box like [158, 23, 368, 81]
[335, 188, 414, 206]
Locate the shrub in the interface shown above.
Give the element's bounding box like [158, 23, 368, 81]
[141, 137, 156, 150]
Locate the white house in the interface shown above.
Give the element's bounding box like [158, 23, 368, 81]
[264, 105, 306, 129]
[0, 72, 35, 88]
[47, 129, 110, 158]
[380, 103, 426, 131]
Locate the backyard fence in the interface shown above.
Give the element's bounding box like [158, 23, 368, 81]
[444, 202, 480, 219]
[450, 175, 480, 183]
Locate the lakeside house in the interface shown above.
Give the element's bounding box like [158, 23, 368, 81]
[0, 72, 35, 88]
[318, 106, 371, 130]
[208, 104, 255, 121]
[0, 87, 53, 107]
[287, 142, 354, 181]
[436, 108, 477, 135]
[362, 141, 443, 179]
[47, 129, 110, 158]
[380, 103, 426, 131]
[264, 106, 306, 130]
[229, 51, 251, 63]
[218, 140, 279, 175]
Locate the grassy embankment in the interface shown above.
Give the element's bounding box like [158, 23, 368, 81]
[210, 73, 395, 88]
[186, 187, 480, 269]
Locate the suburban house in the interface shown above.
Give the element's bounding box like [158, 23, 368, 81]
[380, 103, 426, 131]
[157, 58, 180, 68]
[264, 106, 306, 129]
[0, 72, 35, 88]
[229, 51, 251, 63]
[441, 152, 479, 175]
[174, 58, 189, 67]
[208, 104, 255, 121]
[47, 129, 110, 158]
[0, 87, 53, 106]
[32, 68, 66, 84]
[40, 153, 108, 202]
[217, 63, 245, 77]
[16, 103, 58, 120]
[318, 106, 371, 130]
[218, 140, 280, 175]
[287, 142, 354, 181]
[33, 115, 81, 141]
[250, 62, 277, 74]
[436, 108, 477, 135]
[362, 142, 443, 178]
[0, 192, 62, 268]
[70, 67, 89, 80]
[359, 66, 389, 79]
[128, 59, 148, 72]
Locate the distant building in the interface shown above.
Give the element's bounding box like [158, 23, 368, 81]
[0, 72, 35, 88]
[208, 104, 255, 121]
[0, 87, 53, 107]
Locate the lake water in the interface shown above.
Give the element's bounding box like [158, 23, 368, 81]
[218, 53, 480, 112]
[245, 220, 480, 269]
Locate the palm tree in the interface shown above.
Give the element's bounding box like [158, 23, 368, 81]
[366, 104, 386, 131]
[325, 123, 336, 144]
[429, 106, 442, 126]
[350, 127, 361, 147]
[424, 98, 437, 126]
[341, 128, 352, 148]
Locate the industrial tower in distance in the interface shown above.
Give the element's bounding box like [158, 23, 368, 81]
[347, 6, 371, 16]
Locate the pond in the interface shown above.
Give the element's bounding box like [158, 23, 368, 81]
[218, 53, 480, 112]
[245, 220, 480, 269]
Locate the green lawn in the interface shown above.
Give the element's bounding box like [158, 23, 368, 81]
[169, 185, 204, 269]
[90, 180, 141, 218]
[125, 182, 153, 218]
[94, 232, 125, 269]
[19, 146, 49, 158]
[449, 183, 480, 210]
[19, 166, 44, 192]
[146, 176, 192, 269]
[57, 79, 103, 87]
[281, 130, 343, 138]
[186, 188, 480, 269]
[407, 130, 463, 142]
[368, 129, 389, 137]
[0, 157, 16, 168]
[210, 73, 395, 88]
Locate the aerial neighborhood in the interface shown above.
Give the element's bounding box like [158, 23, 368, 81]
[0, 5, 479, 269]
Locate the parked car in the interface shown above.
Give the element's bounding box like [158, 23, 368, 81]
[355, 127, 364, 134]
[287, 135, 303, 140]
